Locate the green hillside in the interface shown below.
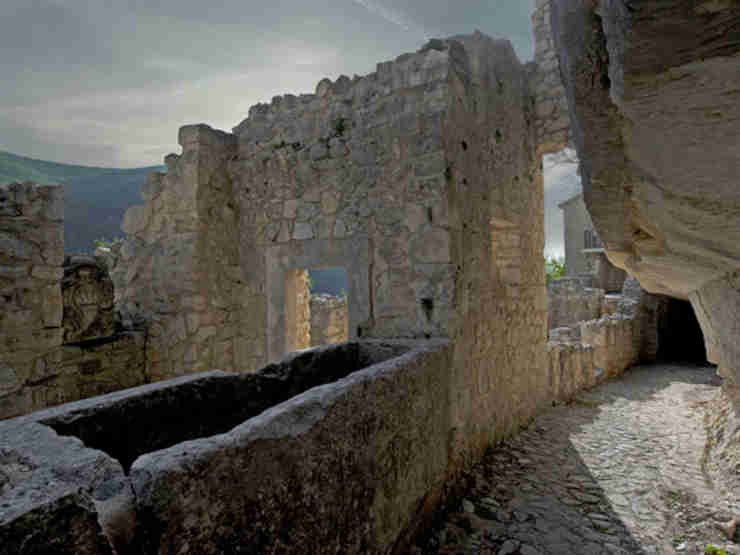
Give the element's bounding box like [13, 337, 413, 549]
[0, 150, 164, 253]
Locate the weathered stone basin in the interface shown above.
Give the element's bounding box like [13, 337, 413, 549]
[0, 339, 452, 554]
[41, 341, 410, 473]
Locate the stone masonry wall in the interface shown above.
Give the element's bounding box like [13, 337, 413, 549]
[118, 36, 481, 377]
[0, 183, 148, 419]
[230, 39, 457, 366]
[113, 32, 549, 499]
[0, 182, 65, 417]
[548, 276, 602, 330]
[442, 34, 549, 462]
[310, 294, 348, 347]
[546, 277, 668, 403]
[531, 0, 571, 155]
[114, 127, 241, 380]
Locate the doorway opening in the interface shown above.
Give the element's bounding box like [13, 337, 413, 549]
[308, 268, 349, 348]
[284, 267, 349, 356]
[657, 299, 708, 363]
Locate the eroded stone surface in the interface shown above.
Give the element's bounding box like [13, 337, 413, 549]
[1, 340, 453, 554]
[0, 419, 132, 554]
[531, 0, 572, 154]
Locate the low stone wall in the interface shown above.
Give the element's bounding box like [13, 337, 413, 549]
[548, 276, 603, 330]
[310, 294, 349, 346]
[546, 277, 665, 403]
[56, 333, 148, 406]
[547, 314, 640, 402]
[546, 340, 595, 401]
[0, 340, 451, 554]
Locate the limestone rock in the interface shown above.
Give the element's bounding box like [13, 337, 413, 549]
[720, 519, 738, 541]
[550, 0, 740, 383]
[0, 492, 115, 555]
[121, 203, 151, 235]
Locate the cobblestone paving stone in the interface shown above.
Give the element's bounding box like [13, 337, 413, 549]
[412, 364, 739, 555]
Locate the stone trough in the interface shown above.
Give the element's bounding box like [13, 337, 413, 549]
[0, 339, 452, 554]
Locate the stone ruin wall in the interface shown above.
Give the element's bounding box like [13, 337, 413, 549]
[547, 277, 668, 402]
[4, 6, 726, 550]
[530, 0, 571, 155]
[310, 294, 349, 347]
[547, 276, 602, 330]
[0, 183, 147, 419]
[588, 251, 628, 293]
[284, 269, 312, 352]
[0, 183, 64, 417]
[1, 13, 570, 420]
[114, 126, 241, 381]
[112, 31, 551, 479]
[231, 39, 459, 365]
[441, 34, 549, 457]
[113, 40, 457, 378]
[109, 19, 583, 470]
[116, 37, 471, 378]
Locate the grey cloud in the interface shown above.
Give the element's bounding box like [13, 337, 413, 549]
[1, 0, 536, 166]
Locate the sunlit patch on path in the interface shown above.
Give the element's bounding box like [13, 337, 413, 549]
[414, 363, 739, 555]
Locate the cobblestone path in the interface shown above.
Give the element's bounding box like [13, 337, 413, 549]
[413, 363, 739, 555]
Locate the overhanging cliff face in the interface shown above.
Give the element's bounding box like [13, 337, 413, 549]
[549, 0, 740, 383]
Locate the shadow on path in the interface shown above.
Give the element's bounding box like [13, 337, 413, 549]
[411, 363, 736, 555]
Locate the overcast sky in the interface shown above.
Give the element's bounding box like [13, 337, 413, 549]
[1, 0, 536, 168]
[1, 0, 580, 257]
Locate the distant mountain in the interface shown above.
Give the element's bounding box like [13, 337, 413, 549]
[0, 150, 164, 253]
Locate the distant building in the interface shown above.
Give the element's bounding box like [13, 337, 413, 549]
[558, 193, 595, 276]
[558, 193, 626, 292]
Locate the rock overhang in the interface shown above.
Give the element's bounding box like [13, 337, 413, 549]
[549, 0, 740, 382]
